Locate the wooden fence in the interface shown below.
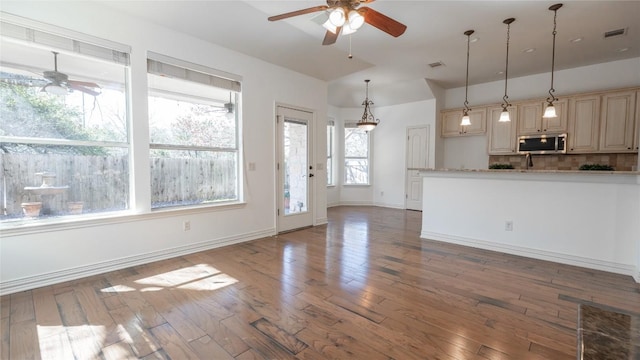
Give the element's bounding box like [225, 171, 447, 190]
[1, 154, 236, 217]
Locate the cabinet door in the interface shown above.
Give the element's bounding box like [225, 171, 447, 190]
[543, 98, 568, 133]
[488, 106, 517, 154]
[599, 91, 636, 152]
[635, 91, 640, 151]
[463, 108, 487, 135]
[442, 110, 464, 137]
[568, 95, 600, 153]
[517, 101, 543, 134]
[441, 108, 486, 137]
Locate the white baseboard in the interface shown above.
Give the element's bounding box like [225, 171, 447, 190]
[0, 228, 275, 295]
[315, 217, 328, 225]
[372, 201, 405, 209]
[421, 231, 638, 280]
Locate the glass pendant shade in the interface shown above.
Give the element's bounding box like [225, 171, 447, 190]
[460, 114, 471, 126]
[342, 24, 357, 35]
[357, 122, 377, 132]
[499, 109, 511, 122]
[543, 104, 557, 118]
[322, 20, 338, 34]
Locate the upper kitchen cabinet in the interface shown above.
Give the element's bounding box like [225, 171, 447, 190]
[635, 90, 640, 151]
[567, 95, 600, 153]
[517, 99, 568, 135]
[599, 90, 636, 153]
[441, 108, 486, 137]
[488, 106, 517, 154]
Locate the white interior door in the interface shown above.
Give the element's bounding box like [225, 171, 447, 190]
[277, 106, 314, 233]
[405, 126, 429, 211]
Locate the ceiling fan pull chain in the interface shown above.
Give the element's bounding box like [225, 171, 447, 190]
[348, 35, 353, 59]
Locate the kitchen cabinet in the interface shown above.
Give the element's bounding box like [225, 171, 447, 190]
[599, 90, 636, 152]
[517, 99, 568, 135]
[441, 108, 486, 137]
[634, 91, 640, 151]
[567, 95, 600, 153]
[488, 106, 517, 154]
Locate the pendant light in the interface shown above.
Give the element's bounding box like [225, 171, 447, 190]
[357, 79, 379, 132]
[543, 4, 563, 118]
[460, 30, 475, 126]
[499, 18, 515, 122]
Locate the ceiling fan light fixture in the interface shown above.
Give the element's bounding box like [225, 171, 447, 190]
[224, 92, 234, 119]
[357, 79, 379, 132]
[329, 7, 346, 27]
[322, 19, 338, 34]
[342, 24, 357, 35]
[348, 10, 365, 30]
[42, 83, 68, 95]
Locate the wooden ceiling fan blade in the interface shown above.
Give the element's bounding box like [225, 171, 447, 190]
[68, 82, 101, 96]
[68, 79, 101, 89]
[360, 7, 407, 37]
[322, 27, 341, 45]
[268, 5, 328, 21]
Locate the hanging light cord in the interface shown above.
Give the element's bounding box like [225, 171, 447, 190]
[547, 8, 559, 105]
[463, 30, 473, 116]
[502, 20, 512, 111]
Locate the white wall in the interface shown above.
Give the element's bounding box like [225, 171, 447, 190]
[421, 171, 640, 280]
[0, 3, 328, 294]
[327, 100, 437, 208]
[442, 58, 640, 170]
[372, 100, 436, 208]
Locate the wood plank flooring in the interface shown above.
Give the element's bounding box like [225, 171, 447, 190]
[2, 206, 639, 359]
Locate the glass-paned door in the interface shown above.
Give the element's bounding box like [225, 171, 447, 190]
[277, 106, 314, 232]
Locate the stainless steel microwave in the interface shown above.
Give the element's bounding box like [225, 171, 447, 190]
[517, 133, 567, 154]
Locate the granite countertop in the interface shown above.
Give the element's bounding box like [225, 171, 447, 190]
[412, 168, 640, 175]
[578, 304, 640, 359]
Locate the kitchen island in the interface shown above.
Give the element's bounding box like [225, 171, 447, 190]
[418, 169, 640, 282]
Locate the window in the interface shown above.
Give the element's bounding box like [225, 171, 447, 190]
[344, 124, 370, 185]
[327, 120, 335, 186]
[0, 20, 130, 222]
[147, 54, 242, 209]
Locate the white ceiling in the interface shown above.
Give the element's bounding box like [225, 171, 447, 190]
[99, 1, 639, 107]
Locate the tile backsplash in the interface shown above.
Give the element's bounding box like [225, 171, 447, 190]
[489, 153, 638, 171]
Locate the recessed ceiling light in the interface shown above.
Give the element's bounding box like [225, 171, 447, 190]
[616, 47, 630, 53]
[570, 37, 583, 43]
[522, 48, 536, 53]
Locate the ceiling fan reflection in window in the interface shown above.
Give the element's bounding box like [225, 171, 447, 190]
[0, 51, 101, 96]
[268, 0, 406, 45]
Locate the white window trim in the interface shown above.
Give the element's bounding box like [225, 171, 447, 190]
[343, 123, 371, 186]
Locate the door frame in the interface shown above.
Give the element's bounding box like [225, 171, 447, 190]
[405, 125, 430, 210]
[275, 103, 316, 233]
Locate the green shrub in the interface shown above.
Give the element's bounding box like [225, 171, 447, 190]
[579, 164, 614, 171]
[489, 163, 514, 169]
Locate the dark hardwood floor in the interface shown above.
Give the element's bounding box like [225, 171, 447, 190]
[2, 206, 639, 359]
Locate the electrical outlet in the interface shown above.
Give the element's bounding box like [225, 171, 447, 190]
[505, 220, 513, 231]
[183, 220, 191, 231]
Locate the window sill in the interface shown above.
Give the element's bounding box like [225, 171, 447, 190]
[1, 201, 247, 237]
[343, 184, 371, 187]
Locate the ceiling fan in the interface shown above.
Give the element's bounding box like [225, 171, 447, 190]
[0, 51, 101, 96]
[268, 0, 407, 45]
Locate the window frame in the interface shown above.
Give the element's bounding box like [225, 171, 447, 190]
[327, 120, 335, 187]
[146, 54, 243, 210]
[343, 124, 371, 186]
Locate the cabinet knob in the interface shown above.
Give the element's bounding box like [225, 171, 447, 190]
[571, 148, 574, 151]
[543, 129, 547, 131]
[628, 147, 632, 150]
[537, 129, 541, 132]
